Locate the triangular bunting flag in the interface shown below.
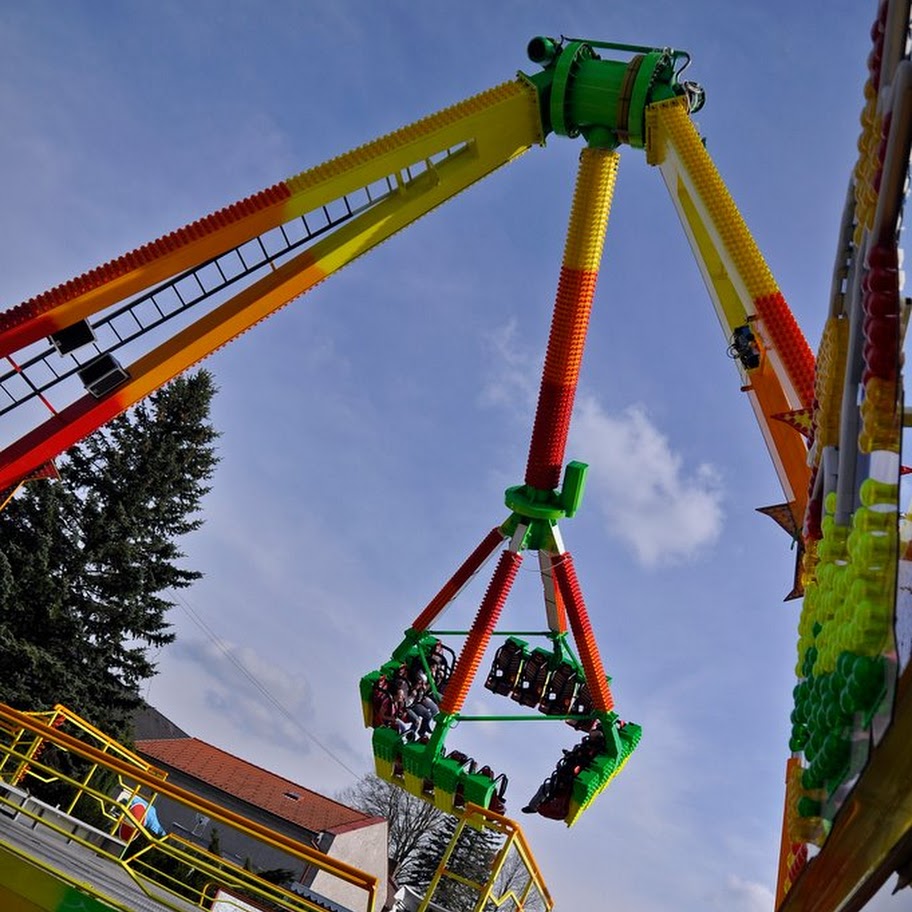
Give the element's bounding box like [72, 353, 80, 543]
[771, 408, 813, 439]
[756, 503, 804, 600]
[757, 502, 800, 538]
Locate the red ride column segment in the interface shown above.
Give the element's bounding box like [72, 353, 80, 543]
[410, 527, 506, 631]
[551, 552, 614, 713]
[525, 148, 619, 492]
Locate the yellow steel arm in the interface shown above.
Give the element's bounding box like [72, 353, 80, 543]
[0, 79, 543, 490]
[0, 80, 541, 358]
[646, 98, 814, 528]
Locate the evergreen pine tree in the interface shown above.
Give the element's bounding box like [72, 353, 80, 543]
[0, 370, 219, 739]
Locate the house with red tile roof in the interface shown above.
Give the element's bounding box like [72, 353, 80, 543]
[134, 713, 388, 912]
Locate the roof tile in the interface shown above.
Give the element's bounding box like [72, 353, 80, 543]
[136, 737, 381, 835]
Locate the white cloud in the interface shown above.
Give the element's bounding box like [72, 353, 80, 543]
[478, 318, 540, 413]
[571, 397, 724, 567]
[713, 874, 775, 912]
[477, 322, 724, 568]
[171, 637, 316, 753]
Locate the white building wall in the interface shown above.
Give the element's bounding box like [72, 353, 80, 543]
[312, 819, 390, 912]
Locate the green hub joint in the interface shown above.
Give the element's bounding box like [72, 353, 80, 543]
[504, 459, 587, 523]
[523, 36, 703, 149]
[499, 514, 559, 552]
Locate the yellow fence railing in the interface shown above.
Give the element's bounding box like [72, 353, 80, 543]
[417, 803, 553, 912]
[0, 702, 377, 912]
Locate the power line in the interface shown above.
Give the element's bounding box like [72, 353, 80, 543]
[168, 589, 361, 780]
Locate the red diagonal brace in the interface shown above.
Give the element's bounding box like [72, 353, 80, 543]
[551, 551, 614, 713]
[410, 527, 506, 632]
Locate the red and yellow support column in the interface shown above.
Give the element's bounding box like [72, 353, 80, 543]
[525, 147, 619, 492]
[0, 79, 546, 492]
[518, 146, 620, 717]
[646, 98, 813, 521]
[0, 80, 543, 360]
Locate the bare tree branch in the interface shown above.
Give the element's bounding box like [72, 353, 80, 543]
[337, 774, 448, 885]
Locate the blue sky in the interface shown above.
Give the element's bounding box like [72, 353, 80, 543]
[0, 2, 906, 910]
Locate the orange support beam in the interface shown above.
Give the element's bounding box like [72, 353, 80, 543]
[440, 550, 523, 715]
[551, 552, 614, 713]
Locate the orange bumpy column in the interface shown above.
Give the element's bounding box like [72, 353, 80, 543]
[440, 550, 523, 714]
[525, 148, 619, 492]
[551, 552, 614, 713]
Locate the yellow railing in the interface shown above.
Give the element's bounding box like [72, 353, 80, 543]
[155, 834, 333, 911]
[0, 702, 377, 912]
[418, 804, 553, 912]
[0, 703, 166, 823]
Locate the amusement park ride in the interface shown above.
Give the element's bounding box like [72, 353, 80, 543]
[1, 3, 912, 910]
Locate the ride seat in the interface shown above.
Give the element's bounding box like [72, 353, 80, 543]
[372, 727, 405, 782]
[477, 765, 508, 814]
[567, 680, 594, 728]
[539, 660, 580, 715]
[431, 750, 476, 813]
[485, 636, 528, 695]
[512, 647, 552, 707]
